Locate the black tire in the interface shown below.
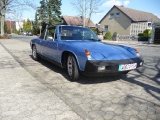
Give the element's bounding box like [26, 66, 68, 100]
[32, 45, 41, 61]
[67, 54, 79, 81]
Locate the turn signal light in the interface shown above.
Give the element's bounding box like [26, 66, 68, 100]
[85, 50, 90, 56]
[135, 49, 139, 53]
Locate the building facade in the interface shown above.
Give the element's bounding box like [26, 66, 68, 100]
[99, 5, 160, 36]
[16, 21, 23, 31]
[130, 22, 153, 35]
[5, 21, 16, 33]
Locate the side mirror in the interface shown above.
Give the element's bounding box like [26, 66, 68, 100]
[47, 36, 54, 40]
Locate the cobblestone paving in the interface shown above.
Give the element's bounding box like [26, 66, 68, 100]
[1, 40, 160, 120]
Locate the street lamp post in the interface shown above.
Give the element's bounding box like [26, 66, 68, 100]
[96, 24, 100, 35]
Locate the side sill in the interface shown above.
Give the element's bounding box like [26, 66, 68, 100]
[38, 54, 63, 68]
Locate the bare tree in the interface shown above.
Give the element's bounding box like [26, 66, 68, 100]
[70, 0, 104, 27]
[11, 12, 23, 33]
[0, 0, 36, 36]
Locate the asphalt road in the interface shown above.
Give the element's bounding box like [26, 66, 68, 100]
[11, 34, 37, 43]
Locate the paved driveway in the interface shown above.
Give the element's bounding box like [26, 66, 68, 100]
[0, 39, 160, 120]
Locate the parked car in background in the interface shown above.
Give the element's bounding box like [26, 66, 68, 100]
[26, 31, 33, 36]
[21, 31, 27, 35]
[30, 25, 144, 81]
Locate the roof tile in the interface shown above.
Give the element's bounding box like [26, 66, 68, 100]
[63, 16, 95, 27]
[99, 5, 160, 23]
[116, 5, 160, 22]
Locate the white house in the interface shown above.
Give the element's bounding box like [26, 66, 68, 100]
[16, 21, 23, 31]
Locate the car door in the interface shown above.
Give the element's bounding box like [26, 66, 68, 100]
[41, 26, 58, 61]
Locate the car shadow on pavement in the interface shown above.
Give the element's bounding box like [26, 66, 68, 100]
[77, 75, 122, 84]
[34, 58, 69, 76]
[121, 58, 160, 102]
[29, 55, 122, 84]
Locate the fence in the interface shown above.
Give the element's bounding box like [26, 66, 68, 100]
[117, 35, 138, 41]
[99, 34, 149, 42]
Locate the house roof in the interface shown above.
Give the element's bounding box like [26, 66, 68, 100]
[62, 15, 95, 27]
[99, 5, 160, 23]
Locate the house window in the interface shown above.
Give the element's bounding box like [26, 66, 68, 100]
[148, 22, 152, 28]
[110, 13, 114, 18]
[116, 13, 120, 18]
[104, 25, 108, 30]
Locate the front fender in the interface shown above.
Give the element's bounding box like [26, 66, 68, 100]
[62, 49, 88, 71]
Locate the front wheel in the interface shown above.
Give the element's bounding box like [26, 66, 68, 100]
[67, 54, 79, 81]
[32, 45, 41, 61]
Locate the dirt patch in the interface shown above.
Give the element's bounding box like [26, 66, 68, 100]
[0, 34, 12, 39]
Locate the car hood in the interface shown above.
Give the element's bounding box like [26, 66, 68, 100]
[68, 41, 136, 60]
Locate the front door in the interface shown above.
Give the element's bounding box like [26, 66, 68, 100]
[41, 27, 58, 61]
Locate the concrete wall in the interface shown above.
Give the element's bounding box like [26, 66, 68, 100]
[99, 7, 131, 35]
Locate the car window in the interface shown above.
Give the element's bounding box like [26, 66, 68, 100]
[45, 27, 57, 41]
[59, 26, 98, 41]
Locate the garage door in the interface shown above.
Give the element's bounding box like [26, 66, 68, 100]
[154, 27, 160, 44]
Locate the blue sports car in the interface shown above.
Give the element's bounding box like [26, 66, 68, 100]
[30, 25, 144, 81]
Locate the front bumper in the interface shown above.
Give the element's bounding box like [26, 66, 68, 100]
[81, 57, 144, 76]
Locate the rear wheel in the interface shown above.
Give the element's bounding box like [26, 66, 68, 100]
[67, 54, 79, 81]
[32, 45, 41, 61]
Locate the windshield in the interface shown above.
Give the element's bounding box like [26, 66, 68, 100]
[59, 26, 99, 41]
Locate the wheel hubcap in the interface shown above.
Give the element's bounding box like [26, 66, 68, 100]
[67, 56, 72, 76]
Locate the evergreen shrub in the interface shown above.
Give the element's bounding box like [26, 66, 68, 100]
[104, 31, 112, 40]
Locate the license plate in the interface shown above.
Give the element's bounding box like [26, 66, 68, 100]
[119, 63, 137, 71]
